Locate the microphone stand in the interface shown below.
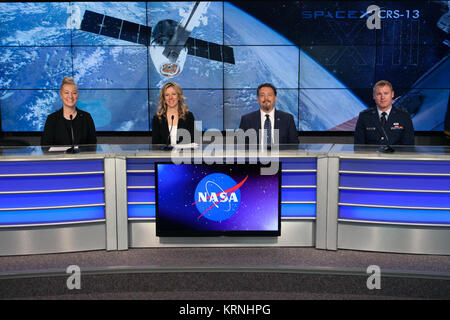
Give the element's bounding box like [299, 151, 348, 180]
[66, 114, 79, 154]
[379, 122, 395, 153]
[161, 115, 175, 151]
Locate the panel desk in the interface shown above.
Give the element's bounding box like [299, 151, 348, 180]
[110, 144, 332, 250]
[0, 144, 332, 255]
[2, 143, 449, 256]
[327, 144, 450, 255]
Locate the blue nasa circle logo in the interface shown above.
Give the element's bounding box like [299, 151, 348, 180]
[194, 173, 243, 222]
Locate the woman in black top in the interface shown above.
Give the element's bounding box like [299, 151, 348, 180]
[152, 81, 195, 145]
[41, 77, 96, 146]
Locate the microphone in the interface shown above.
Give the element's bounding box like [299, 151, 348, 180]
[379, 118, 395, 153]
[66, 114, 79, 154]
[161, 115, 175, 151]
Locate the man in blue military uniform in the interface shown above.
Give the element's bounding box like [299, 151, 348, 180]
[354, 80, 415, 145]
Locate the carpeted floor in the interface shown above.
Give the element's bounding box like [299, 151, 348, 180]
[1, 247, 450, 300]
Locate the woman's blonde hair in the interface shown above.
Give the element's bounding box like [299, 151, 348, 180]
[60, 76, 77, 92]
[156, 81, 189, 119]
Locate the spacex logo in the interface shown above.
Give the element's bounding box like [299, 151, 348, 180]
[192, 173, 248, 222]
[301, 5, 382, 29]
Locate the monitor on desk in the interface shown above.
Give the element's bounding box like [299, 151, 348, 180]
[156, 162, 281, 237]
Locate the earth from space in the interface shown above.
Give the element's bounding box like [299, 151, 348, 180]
[1, 2, 371, 132]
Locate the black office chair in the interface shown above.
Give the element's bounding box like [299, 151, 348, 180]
[0, 138, 30, 147]
[0, 130, 31, 147]
[0, 105, 31, 147]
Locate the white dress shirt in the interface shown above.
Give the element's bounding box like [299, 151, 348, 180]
[377, 106, 392, 122]
[168, 125, 177, 146]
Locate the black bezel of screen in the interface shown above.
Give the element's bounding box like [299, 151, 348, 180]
[155, 161, 281, 237]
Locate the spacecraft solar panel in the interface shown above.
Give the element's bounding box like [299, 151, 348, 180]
[193, 38, 209, 59]
[101, 15, 122, 38]
[120, 20, 139, 43]
[137, 25, 151, 46]
[80, 10, 234, 63]
[208, 43, 223, 62]
[80, 10, 151, 46]
[186, 37, 235, 64]
[80, 10, 103, 34]
[222, 45, 235, 65]
[185, 38, 196, 55]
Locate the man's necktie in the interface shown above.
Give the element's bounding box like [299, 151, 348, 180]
[264, 114, 271, 148]
[381, 112, 387, 126]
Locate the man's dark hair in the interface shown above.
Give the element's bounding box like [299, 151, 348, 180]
[257, 83, 277, 97]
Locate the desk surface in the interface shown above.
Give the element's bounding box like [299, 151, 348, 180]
[1, 143, 450, 160]
[330, 144, 450, 159]
[0, 143, 333, 160]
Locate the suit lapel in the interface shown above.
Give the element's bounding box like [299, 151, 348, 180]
[374, 107, 398, 140]
[252, 111, 261, 130]
[369, 109, 385, 138]
[161, 115, 170, 137]
[178, 116, 186, 130]
[274, 110, 281, 129]
[386, 108, 398, 128]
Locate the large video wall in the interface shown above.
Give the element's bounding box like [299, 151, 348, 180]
[0, 1, 449, 132]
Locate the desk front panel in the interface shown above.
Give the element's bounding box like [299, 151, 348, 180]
[0, 158, 107, 255]
[336, 158, 450, 254]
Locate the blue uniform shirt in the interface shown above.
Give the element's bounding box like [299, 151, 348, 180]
[354, 106, 414, 145]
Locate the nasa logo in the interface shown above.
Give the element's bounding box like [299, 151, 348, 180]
[193, 173, 248, 222]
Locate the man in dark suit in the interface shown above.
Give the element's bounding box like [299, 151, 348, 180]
[239, 83, 298, 147]
[354, 80, 414, 145]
